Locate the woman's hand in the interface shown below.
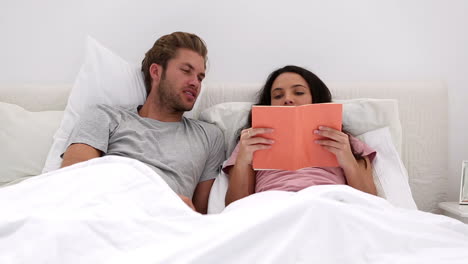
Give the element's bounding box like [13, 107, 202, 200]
[236, 128, 274, 167]
[314, 126, 357, 171]
[314, 126, 377, 195]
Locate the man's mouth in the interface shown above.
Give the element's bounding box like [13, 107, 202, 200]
[183, 89, 197, 101]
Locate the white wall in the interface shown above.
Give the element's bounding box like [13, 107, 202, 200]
[1, 0, 467, 201]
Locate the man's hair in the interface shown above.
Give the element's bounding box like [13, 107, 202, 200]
[141, 32, 208, 94]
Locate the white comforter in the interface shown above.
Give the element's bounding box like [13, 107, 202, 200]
[1, 156, 467, 264]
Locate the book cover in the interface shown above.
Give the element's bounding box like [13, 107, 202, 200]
[252, 103, 343, 171]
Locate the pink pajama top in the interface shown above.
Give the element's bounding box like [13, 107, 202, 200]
[223, 135, 376, 193]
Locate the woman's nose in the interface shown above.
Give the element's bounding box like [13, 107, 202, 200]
[284, 94, 294, 105]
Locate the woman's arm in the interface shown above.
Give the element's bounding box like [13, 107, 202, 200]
[314, 126, 377, 195]
[225, 128, 274, 206]
[225, 162, 256, 206]
[341, 156, 376, 195]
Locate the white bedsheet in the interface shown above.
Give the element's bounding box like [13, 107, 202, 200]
[1, 156, 467, 264]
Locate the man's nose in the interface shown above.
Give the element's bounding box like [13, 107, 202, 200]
[188, 75, 200, 89]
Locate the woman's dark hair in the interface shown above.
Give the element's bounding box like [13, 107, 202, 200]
[257, 65, 332, 106]
[239, 65, 365, 164]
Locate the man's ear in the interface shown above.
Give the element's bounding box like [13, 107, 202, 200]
[149, 63, 163, 90]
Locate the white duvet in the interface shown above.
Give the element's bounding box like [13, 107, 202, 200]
[1, 156, 467, 264]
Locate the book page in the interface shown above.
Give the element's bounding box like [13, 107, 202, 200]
[252, 106, 295, 170]
[296, 103, 342, 169]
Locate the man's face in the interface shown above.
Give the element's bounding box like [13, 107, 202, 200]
[157, 48, 206, 112]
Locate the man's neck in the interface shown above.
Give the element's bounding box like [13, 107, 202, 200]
[138, 97, 184, 122]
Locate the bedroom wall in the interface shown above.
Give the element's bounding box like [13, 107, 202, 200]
[1, 0, 467, 202]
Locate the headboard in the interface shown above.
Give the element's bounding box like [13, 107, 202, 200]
[0, 81, 448, 212]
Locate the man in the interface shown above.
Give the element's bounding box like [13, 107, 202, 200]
[61, 32, 225, 214]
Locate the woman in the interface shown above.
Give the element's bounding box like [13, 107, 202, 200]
[224, 65, 377, 206]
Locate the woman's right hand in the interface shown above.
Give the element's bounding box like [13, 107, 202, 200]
[236, 127, 275, 166]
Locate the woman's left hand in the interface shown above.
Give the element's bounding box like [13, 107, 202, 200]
[314, 126, 357, 170]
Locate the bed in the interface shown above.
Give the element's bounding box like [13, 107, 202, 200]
[0, 37, 466, 263]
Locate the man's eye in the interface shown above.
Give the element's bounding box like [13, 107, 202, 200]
[181, 68, 190, 73]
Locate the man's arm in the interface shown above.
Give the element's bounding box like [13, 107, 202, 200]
[61, 143, 102, 168]
[192, 179, 215, 214]
[178, 194, 196, 211]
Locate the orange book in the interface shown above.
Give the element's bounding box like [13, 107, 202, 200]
[252, 103, 342, 171]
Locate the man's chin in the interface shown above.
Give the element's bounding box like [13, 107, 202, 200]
[174, 104, 194, 113]
[183, 101, 196, 112]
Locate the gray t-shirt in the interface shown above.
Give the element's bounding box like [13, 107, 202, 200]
[65, 104, 225, 198]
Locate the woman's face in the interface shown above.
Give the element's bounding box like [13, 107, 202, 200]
[270, 72, 313, 106]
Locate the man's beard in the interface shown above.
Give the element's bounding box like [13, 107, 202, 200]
[157, 72, 193, 113]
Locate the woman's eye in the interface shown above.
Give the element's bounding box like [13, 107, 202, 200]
[273, 95, 283, 99]
[296, 92, 305, 95]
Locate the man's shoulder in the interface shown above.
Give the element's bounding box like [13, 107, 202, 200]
[97, 104, 137, 111]
[90, 104, 138, 115]
[184, 117, 223, 136]
[78, 104, 139, 124]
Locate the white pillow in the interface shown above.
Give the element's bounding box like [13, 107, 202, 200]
[335, 98, 402, 154]
[42, 36, 147, 173]
[357, 127, 417, 210]
[201, 100, 409, 213]
[207, 167, 231, 214]
[0, 102, 63, 184]
[200, 102, 253, 157]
